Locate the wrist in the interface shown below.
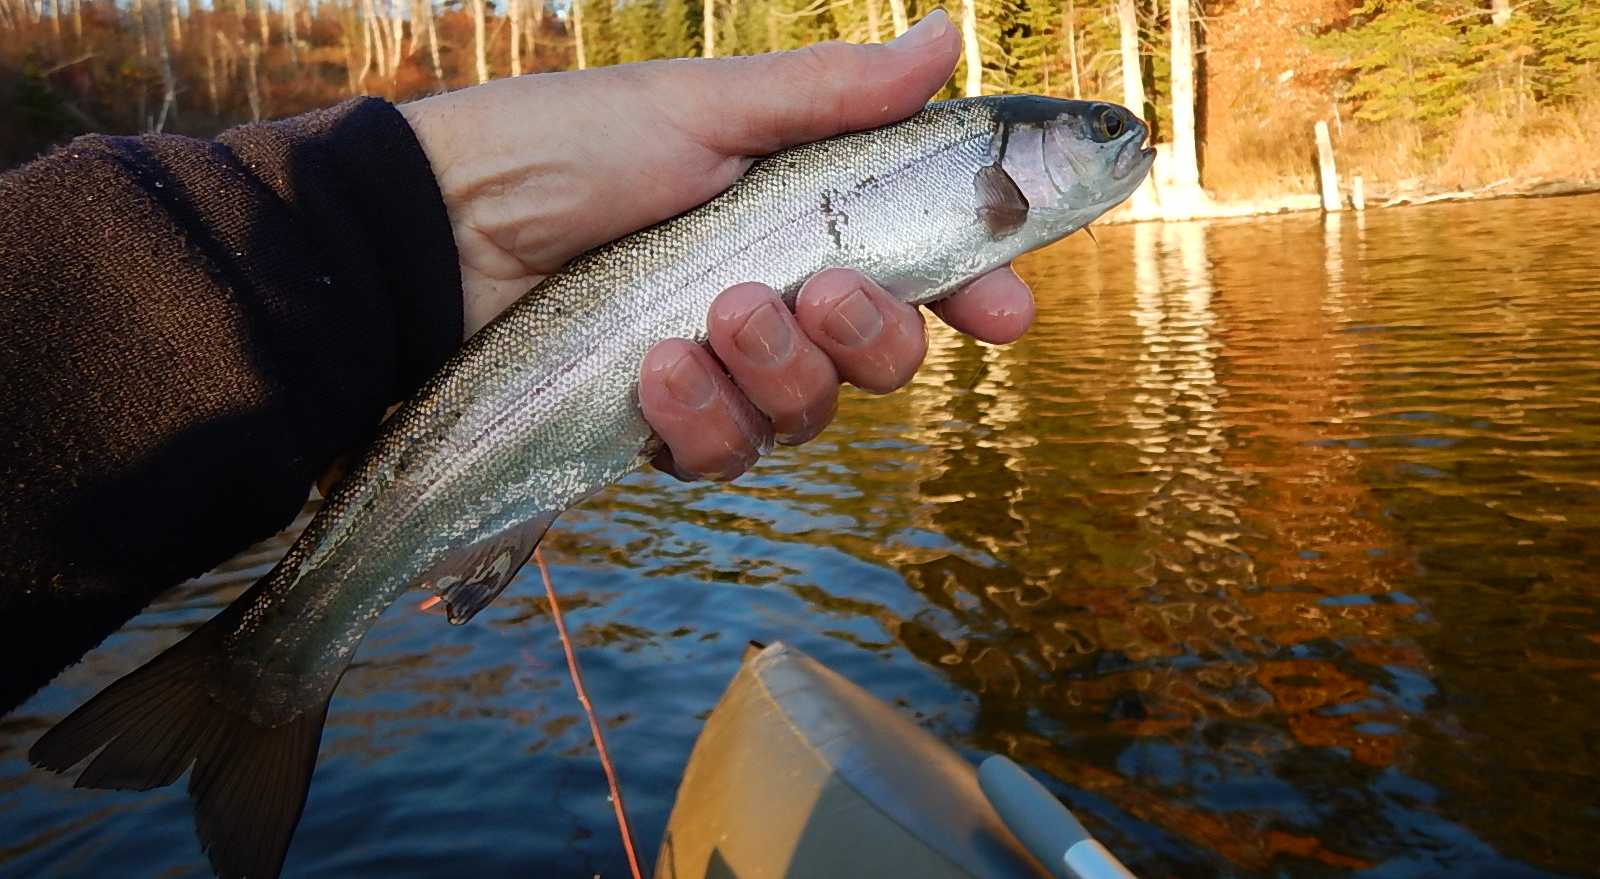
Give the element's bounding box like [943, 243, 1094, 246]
[399, 82, 562, 337]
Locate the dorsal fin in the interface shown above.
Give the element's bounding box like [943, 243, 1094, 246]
[417, 512, 558, 624]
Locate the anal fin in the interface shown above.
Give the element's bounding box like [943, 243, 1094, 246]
[30, 622, 333, 879]
[418, 511, 559, 625]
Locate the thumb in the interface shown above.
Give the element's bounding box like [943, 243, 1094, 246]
[678, 11, 961, 156]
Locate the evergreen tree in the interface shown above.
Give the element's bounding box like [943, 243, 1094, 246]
[616, 0, 662, 62]
[1532, 0, 1600, 100]
[581, 0, 621, 66]
[657, 0, 695, 57]
[1313, 0, 1478, 125]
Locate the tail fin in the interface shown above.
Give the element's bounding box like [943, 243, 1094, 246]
[30, 623, 331, 879]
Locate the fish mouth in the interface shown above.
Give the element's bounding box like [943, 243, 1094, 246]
[1113, 137, 1157, 181]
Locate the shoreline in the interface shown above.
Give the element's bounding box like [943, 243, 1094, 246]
[1102, 177, 1600, 225]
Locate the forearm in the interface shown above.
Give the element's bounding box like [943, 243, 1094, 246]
[0, 97, 462, 711]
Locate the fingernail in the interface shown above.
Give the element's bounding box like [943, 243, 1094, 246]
[665, 353, 715, 409]
[822, 289, 885, 348]
[890, 10, 949, 49]
[733, 302, 793, 366]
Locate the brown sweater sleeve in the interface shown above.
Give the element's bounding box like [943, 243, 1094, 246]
[0, 97, 463, 713]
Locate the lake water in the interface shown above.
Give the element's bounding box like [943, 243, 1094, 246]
[4, 194, 1599, 878]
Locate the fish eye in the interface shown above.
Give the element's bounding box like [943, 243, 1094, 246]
[1094, 107, 1125, 142]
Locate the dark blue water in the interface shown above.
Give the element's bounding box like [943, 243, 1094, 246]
[5, 194, 1599, 878]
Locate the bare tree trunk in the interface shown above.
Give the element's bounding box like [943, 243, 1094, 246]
[701, 0, 712, 57]
[1490, 0, 1510, 26]
[73, 0, 82, 39]
[527, 0, 543, 59]
[1117, 0, 1157, 217]
[886, 0, 906, 36]
[1116, 0, 1142, 115]
[375, 3, 389, 79]
[863, 0, 880, 42]
[356, 2, 373, 89]
[245, 40, 261, 121]
[509, 0, 521, 75]
[960, 0, 981, 96]
[283, 0, 298, 62]
[256, 0, 268, 46]
[361, 0, 377, 77]
[408, 0, 423, 55]
[1314, 120, 1341, 212]
[205, 24, 219, 113]
[572, 0, 586, 69]
[165, 0, 180, 48]
[425, 0, 443, 81]
[49, 0, 60, 41]
[379, 0, 394, 77]
[342, 15, 360, 92]
[134, 0, 149, 57]
[153, 0, 177, 131]
[1064, 0, 1080, 98]
[219, 30, 237, 96]
[387, 0, 402, 77]
[361, 0, 389, 77]
[1166, 0, 1207, 216]
[471, 0, 488, 81]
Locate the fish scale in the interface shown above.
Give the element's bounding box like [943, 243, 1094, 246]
[30, 93, 1153, 879]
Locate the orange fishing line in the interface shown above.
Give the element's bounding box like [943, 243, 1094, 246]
[534, 546, 644, 879]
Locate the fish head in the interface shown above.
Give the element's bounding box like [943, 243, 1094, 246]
[984, 96, 1154, 237]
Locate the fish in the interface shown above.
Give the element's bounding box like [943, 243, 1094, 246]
[29, 94, 1154, 878]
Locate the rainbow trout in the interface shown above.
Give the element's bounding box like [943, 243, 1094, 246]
[32, 95, 1153, 878]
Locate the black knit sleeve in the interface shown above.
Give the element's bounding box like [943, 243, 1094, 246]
[0, 97, 463, 712]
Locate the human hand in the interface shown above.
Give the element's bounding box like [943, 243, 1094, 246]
[398, 11, 1035, 482]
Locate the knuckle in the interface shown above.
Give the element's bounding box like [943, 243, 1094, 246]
[787, 42, 855, 128]
[790, 41, 853, 80]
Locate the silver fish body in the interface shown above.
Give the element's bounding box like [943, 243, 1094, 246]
[32, 94, 1153, 879]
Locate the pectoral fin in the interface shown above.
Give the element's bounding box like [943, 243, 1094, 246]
[419, 512, 559, 624]
[975, 165, 1030, 239]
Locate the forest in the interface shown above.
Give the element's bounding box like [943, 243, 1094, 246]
[2, 0, 1598, 204]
